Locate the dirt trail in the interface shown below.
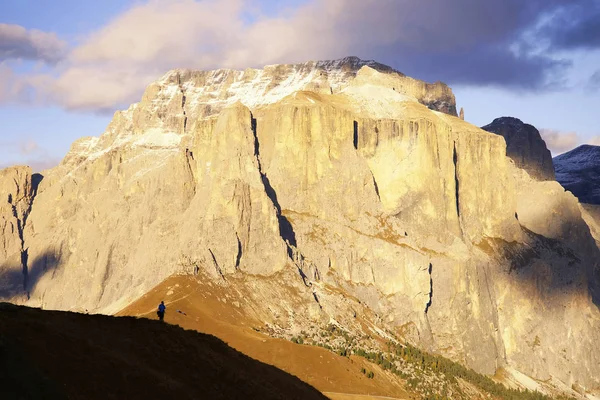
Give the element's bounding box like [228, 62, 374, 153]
[120, 275, 412, 399]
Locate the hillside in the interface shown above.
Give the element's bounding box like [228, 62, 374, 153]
[118, 274, 412, 399]
[0, 302, 327, 400]
[119, 274, 588, 400]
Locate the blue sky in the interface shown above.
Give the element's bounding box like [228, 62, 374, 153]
[1, 0, 599, 171]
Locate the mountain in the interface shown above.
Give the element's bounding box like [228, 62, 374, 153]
[1, 57, 599, 397]
[481, 117, 555, 181]
[554, 145, 600, 205]
[0, 302, 326, 400]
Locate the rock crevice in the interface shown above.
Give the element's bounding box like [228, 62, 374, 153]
[250, 114, 297, 256]
[424, 263, 433, 314]
[1, 168, 41, 297]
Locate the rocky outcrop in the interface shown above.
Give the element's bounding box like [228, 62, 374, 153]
[481, 117, 555, 181]
[0, 167, 40, 300]
[1, 58, 599, 392]
[554, 145, 600, 205]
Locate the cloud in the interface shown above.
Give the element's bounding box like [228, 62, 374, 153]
[0, 23, 67, 63]
[19, 139, 39, 155]
[540, 129, 600, 154]
[0, 62, 36, 103]
[0, 156, 60, 173]
[40, 0, 577, 112]
[0, 0, 592, 112]
[0, 137, 41, 156]
[540, 129, 580, 154]
[544, 1, 600, 50]
[0, 23, 65, 106]
[590, 71, 600, 91]
[0, 138, 61, 172]
[40, 0, 247, 112]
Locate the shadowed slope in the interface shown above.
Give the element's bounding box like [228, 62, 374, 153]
[0, 303, 327, 400]
[554, 145, 600, 205]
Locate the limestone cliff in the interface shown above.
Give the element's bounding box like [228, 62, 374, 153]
[0, 167, 39, 299]
[1, 58, 599, 394]
[481, 117, 555, 181]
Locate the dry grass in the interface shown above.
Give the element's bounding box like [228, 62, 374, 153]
[119, 275, 411, 399]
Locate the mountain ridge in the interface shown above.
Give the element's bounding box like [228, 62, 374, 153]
[1, 57, 599, 397]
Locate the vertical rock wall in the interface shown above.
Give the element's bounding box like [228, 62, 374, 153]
[0, 167, 38, 300]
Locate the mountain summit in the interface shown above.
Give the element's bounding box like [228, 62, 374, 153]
[481, 117, 555, 181]
[1, 57, 599, 397]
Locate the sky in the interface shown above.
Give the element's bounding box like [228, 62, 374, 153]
[1, 0, 599, 171]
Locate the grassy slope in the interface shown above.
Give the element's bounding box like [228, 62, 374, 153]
[0, 302, 327, 400]
[119, 275, 412, 399]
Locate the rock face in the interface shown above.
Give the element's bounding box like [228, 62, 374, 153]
[0, 167, 39, 300]
[554, 145, 600, 205]
[1, 58, 599, 392]
[481, 117, 555, 181]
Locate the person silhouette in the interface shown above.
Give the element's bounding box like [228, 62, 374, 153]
[157, 301, 166, 322]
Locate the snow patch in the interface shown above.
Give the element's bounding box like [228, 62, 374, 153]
[132, 130, 181, 149]
[154, 58, 397, 121]
[502, 367, 544, 393]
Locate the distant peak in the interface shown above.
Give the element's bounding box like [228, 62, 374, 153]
[575, 144, 600, 150]
[488, 117, 525, 126]
[481, 116, 555, 181]
[555, 144, 600, 158]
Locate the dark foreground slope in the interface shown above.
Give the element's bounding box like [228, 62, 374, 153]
[0, 303, 326, 400]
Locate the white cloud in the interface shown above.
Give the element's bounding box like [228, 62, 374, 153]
[50, 0, 248, 111]
[0, 62, 32, 103]
[0, 0, 585, 112]
[0, 138, 60, 172]
[540, 129, 600, 154]
[0, 23, 67, 63]
[540, 129, 579, 154]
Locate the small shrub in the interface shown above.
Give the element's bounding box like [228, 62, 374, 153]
[290, 336, 304, 344]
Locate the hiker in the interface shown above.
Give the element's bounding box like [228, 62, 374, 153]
[157, 301, 166, 322]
